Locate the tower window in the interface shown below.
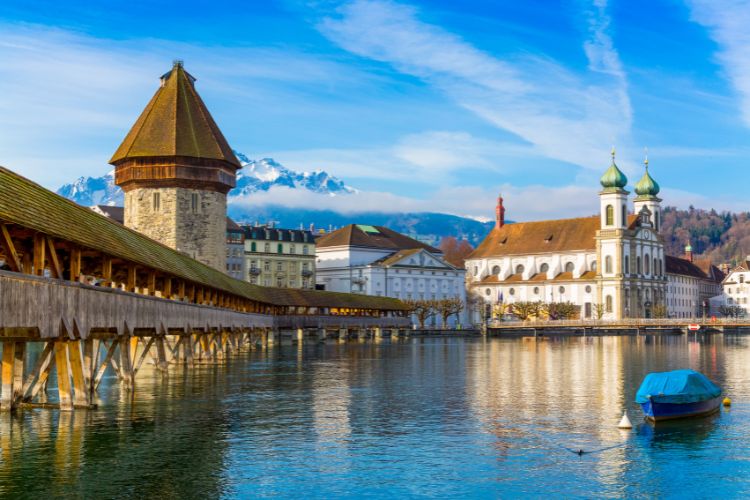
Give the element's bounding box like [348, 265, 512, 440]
[153, 192, 160, 211]
[605, 256, 612, 274]
[644, 254, 650, 275]
[606, 205, 614, 226]
[637, 256, 642, 274]
[622, 205, 627, 226]
[191, 193, 199, 213]
[625, 255, 630, 275]
[606, 295, 613, 312]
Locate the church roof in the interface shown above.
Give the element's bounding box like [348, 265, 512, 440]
[634, 162, 660, 198]
[110, 61, 240, 168]
[468, 215, 639, 259]
[665, 255, 709, 280]
[600, 150, 628, 191]
[316, 224, 440, 253]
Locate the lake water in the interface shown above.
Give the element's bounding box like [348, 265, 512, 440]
[0, 335, 748, 498]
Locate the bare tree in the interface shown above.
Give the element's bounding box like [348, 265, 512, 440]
[403, 299, 439, 328]
[437, 297, 465, 327]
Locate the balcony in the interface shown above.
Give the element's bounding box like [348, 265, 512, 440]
[301, 270, 314, 278]
[249, 267, 261, 276]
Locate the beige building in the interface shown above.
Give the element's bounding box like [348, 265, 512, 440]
[243, 226, 316, 289]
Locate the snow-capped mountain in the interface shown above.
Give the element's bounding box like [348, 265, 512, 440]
[57, 170, 123, 206]
[56, 153, 356, 206]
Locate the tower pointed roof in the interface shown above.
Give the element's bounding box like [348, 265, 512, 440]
[110, 61, 240, 168]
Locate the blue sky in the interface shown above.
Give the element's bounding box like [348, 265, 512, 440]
[0, 0, 748, 221]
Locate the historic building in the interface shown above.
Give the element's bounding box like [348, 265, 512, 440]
[315, 224, 466, 325]
[718, 259, 750, 316]
[243, 225, 316, 289]
[226, 219, 246, 280]
[465, 151, 669, 321]
[665, 246, 725, 319]
[110, 61, 241, 272]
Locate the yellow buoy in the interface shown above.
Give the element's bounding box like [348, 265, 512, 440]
[723, 397, 732, 407]
[618, 411, 633, 429]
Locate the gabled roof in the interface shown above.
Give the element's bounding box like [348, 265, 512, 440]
[693, 258, 726, 284]
[110, 62, 240, 168]
[370, 248, 457, 269]
[468, 215, 639, 259]
[665, 255, 708, 280]
[0, 166, 405, 311]
[316, 224, 440, 253]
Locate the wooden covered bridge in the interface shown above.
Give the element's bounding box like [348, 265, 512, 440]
[0, 166, 410, 411]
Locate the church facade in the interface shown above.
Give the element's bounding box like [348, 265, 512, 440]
[465, 151, 668, 321]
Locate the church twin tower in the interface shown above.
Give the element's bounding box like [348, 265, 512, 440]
[109, 61, 240, 272]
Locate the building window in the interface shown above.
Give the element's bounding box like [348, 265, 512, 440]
[276, 278, 283, 287]
[491, 265, 500, 275]
[153, 192, 160, 211]
[605, 256, 612, 274]
[251, 242, 257, 252]
[277, 262, 283, 271]
[303, 245, 309, 255]
[606, 205, 614, 226]
[485, 289, 491, 296]
[622, 204, 627, 226]
[533, 287, 540, 295]
[515, 264, 525, 274]
[302, 263, 308, 271]
[540, 263, 549, 273]
[644, 254, 650, 275]
[277, 243, 283, 254]
[625, 255, 630, 275]
[606, 295, 613, 312]
[637, 256, 642, 274]
[509, 288, 515, 296]
[264, 261, 270, 271]
[654, 211, 659, 231]
[565, 262, 574, 273]
[290, 244, 295, 254]
[191, 193, 199, 213]
[264, 243, 270, 253]
[585, 285, 592, 293]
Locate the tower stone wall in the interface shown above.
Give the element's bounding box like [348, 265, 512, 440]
[124, 187, 226, 271]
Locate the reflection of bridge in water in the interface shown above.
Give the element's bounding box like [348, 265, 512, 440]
[0, 166, 410, 412]
[489, 318, 750, 336]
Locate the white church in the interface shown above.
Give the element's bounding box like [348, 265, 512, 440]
[465, 150, 669, 321]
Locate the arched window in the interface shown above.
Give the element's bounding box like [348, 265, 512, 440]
[559, 286, 566, 294]
[606, 205, 614, 226]
[606, 295, 613, 312]
[565, 262, 575, 273]
[277, 243, 283, 254]
[654, 257, 659, 276]
[491, 265, 500, 275]
[533, 287, 540, 295]
[624, 255, 630, 275]
[622, 204, 627, 226]
[540, 263, 549, 273]
[637, 256, 642, 274]
[605, 256, 612, 274]
[515, 264, 525, 274]
[251, 242, 257, 252]
[644, 254, 650, 275]
[591, 260, 597, 272]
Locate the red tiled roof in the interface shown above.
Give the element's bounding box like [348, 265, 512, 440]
[316, 224, 440, 253]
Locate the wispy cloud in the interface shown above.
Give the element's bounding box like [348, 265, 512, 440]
[318, 0, 633, 170]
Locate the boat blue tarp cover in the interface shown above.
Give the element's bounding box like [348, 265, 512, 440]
[635, 369, 721, 404]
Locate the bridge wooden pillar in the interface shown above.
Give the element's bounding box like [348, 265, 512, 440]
[54, 341, 74, 410]
[1, 341, 19, 411]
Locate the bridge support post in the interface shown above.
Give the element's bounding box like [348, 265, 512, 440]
[373, 327, 383, 339]
[118, 336, 134, 389]
[54, 341, 74, 410]
[155, 336, 169, 373]
[268, 329, 278, 347]
[184, 334, 195, 366]
[1, 341, 19, 411]
[68, 340, 89, 408]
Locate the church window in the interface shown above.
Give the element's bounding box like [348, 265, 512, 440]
[606, 205, 614, 226]
[153, 192, 160, 211]
[191, 193, 199, 213]
[585, 285, 592, 293]
[515, 264, 525, 274]
[533, 287, 540, 295]
[559, 286, 565, 294]
[540, 263, 549, 273]
[654, 211, 659, 231]
[509, 288, 515, 296]
[625, 256, 629, 275]
[654, 258, 659, 276]
[485, 289, 491, 296]
[565, 262, 575, 273]
[251, 242, 257, 252]
[644, 254, 650, 275]
[605, 256, 612, 274]
[491, 265, 500, 275]
[606, 295, 613, 312]
[277, 243, 283, 254]
[591, 261, 597, 271]
[622, 205, 627, 226]
[741, 276, 745, 284]
[637, 257, 642, 274]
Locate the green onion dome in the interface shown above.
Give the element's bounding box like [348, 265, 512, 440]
[600, 148, 628, 190]
[634, 159, 660, 197]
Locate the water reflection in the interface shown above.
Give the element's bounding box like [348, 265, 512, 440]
[0, 335, 748, 497]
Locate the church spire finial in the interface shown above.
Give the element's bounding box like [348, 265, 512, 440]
[644, 147, 649, 170]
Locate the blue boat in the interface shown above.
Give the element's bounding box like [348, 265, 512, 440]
[635, 369, 722, 421]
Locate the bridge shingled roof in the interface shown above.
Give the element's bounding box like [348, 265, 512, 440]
[0, 166, 407, 311]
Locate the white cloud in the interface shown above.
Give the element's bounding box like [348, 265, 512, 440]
[687, 0, 750, 127]
[318, 0, 633, 170]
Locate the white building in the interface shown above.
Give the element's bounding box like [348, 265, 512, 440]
[719, 259, 750, 316]
[315, 224, 467, 326]
[665, 251, 724, 319]
[465, 152, 672, 322]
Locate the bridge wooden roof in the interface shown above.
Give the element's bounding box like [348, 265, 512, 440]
[0, 166, 406, 311]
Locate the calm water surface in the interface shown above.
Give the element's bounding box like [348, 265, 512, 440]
[0, 335, 749, 498]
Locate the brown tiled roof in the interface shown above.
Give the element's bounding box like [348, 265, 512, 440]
[468, 215, 638, 259]
[693, 258, 725, 283]
[110, 62, 240, 168]
[665, 255, 708, 280]
[316, 224, 440, 253]
[0, 166, 406, 311]
[373, 248, 421, 267]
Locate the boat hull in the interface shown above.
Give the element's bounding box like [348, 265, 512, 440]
[640, 396, 722, 421]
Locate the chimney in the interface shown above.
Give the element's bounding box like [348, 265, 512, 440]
[495, 194, 505, 229]
[685, 243, 693, 263]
